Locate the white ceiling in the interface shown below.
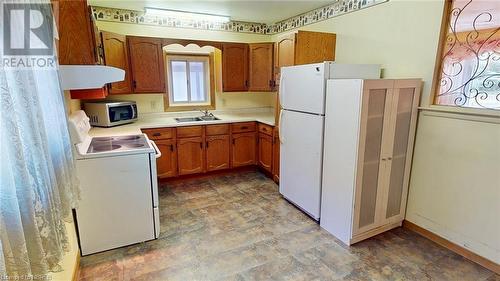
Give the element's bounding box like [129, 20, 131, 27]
[88, 0, 333, 23]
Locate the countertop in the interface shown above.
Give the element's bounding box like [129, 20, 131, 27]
[89, 108, 276, 137]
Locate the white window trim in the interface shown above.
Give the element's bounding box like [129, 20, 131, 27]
[166, 55, 211, 107]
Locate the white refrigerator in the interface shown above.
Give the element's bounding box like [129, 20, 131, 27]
[279, 62, 380, 220]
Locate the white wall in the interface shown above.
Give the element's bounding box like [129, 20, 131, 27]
[406, 112, 500, 263]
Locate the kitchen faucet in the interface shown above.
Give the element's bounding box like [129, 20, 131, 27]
[199, 109, 214, 117]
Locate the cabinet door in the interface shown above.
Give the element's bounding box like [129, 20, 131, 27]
[249, 43, 274, 91]
[206, 135, 230, 171]
[57, 0, 98, 65]
[231, 132, 256, 167]
[155, 139, 177, 178]
[274, 33, 295, 85]
[222, 43, 249, 92]
[383, 80, 421, 222]
[294, 31, 336, 65]
[272, 129, 280, 183]
[353, 81, 394, 235]
[258, 133, 273, 173]
[128, 36, 165, 93]
[177, 137, 205, 175]
[101, 31, 132, 94]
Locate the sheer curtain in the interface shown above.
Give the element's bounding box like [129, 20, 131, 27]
[0, 1, 80, 278]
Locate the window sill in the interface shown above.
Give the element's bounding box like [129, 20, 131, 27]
[418, 105, 500, 124]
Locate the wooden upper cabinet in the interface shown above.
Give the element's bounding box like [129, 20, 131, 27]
[128, 36, 165, 93]
[101, 31, 132, 94]
[231, 132, 256, 167]
[206, 135, 230, 172]
[294, 31, 336, 65]
[248, 43, 274, 92]
[274, 33, 296, 84]
[258, 133, 273, 173]
[222, 43, 249, 92]
[57, 0, 99, 65]
[177, 137, 205, 175]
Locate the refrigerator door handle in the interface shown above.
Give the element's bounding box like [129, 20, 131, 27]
[279, 109, 284, 144]
[279, 73, 285, 107]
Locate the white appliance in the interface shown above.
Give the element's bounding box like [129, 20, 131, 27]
[84, 101, 138, 127]
[59, 65, 125, 90]
[279, 62, 380, 220]
[68, 110, 161, 255]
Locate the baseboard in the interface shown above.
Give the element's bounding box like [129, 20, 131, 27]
[159, 166, 258, 183]
[403, 220, 500, 274]
[72, 254, 80, 281]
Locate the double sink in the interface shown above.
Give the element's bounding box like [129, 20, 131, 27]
[175, 116, 220, 123]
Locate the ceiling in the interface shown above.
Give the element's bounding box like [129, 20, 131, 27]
[88, 0, 333, 24]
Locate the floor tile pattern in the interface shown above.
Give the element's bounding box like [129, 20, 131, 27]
[78, 171, 498, 281]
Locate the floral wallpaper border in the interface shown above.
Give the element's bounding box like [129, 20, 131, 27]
[91, 0, 388, 35]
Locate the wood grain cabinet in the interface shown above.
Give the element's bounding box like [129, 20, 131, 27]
[320, 79, 421, 245]
[101, 31, 132, 94]
[127, 36, 165, 93]
[248, 43, 274, 91]
[177, 137, 205, 175]
[222, 43, 249, 92]
[272, 128, 280, 183]
[142, 128, 177, 178]
[231, 131, 257, 167]
[257, 132, 273, 173]
[206, 135, 231, 171]
[57, 0, 100, 65]
[274, 30, 336, 85]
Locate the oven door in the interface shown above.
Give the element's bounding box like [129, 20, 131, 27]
[107, 104, 138, 126]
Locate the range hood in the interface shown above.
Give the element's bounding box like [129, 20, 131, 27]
[59, 65, 125, 90]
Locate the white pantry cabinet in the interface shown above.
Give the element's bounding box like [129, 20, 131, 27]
[320, 78, 421, 245]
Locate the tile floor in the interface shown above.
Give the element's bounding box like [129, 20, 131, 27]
[78, 171, 498, 281]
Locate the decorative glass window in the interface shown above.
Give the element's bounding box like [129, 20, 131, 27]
[166, 55, 210, 106]
[434, 0, 500, 110]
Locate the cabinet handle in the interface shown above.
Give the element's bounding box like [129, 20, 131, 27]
[241, 126, 248, 130]
[206, 141, 209, 148]
[200, 142, 203, 149]
[153, 132, 161, 137]
[133, 80, 137, 89]
[245, 80, 249, 88]
[169, 144, 173, 152]
[232, 139, 235, 145]
[381, 158, 387, 161]
[387, 157, 392, 160]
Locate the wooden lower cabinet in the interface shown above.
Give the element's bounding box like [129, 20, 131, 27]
[206, 135, 230, 171]
[231, 132, 257, 167]
[155, 139, 177, 178]
[272, 129, 280, 183]
[258, 133, 273, 173]
[177, 137, 205, 175]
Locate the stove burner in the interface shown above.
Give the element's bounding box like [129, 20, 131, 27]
[114, 135, 141, 141]
[122, 143, 146, 148]
[88, 144, 122, 153]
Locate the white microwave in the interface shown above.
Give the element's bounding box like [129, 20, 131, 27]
[83, 101, 138, 127]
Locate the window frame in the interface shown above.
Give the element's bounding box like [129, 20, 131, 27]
[429, 0, 500, 117]
[164, 53, 216, 111]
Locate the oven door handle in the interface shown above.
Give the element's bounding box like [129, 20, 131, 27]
[149, 140, 162, 159]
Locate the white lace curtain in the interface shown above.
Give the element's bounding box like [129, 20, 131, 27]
[0, 1, 80, 278]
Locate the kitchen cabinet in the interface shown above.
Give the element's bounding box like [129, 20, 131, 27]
[101, 31, 132, 94]
[155, 139, 178, 178]
[222, 43, 249, 92]
[57, 0, 100, 65]
[177, 137, 205, 175]
[128, 36, 165, 93]
[274, 30, 336, 85]
[257, 132, 273, 173]
[320, 79, 421, 245]
[248, 43, 274, 91]
[206, 135, 231, 171]
[142, 128, 177, 178]
[272, 128, 280, 183]
[231, 131, 257, 167]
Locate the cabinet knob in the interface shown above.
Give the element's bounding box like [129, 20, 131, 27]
[153, 132, 161, 137]
[387, 157, 392, 160]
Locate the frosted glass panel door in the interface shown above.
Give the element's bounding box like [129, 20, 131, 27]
[353, 82, 393, 235]
[385, 86, 418, 220]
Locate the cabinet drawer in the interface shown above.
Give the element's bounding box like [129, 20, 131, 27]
[177, 126, 203, 138]
[258, 123, 273, 136]
[231, 122, 256, 133]
[206, 124, 229, 136]
[142, 128, 174, 140]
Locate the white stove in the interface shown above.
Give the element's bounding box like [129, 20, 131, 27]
[68, 110, 161, 255]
